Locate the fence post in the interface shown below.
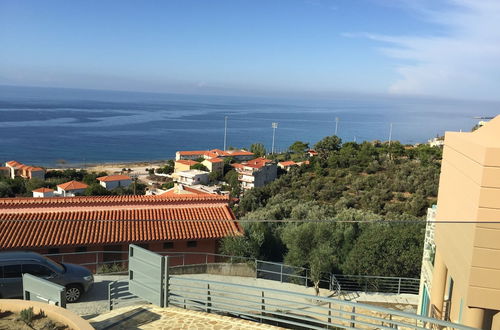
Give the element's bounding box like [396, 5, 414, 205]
[207, 283, 211, 313]
[108, 282, 113, 310]
[328, 302, 331, 324]
[205, 254, 208, 265]
[350, 306, 356, 328]
[164, 256, 170, 307]
[255, 260, 258, 278]
[305, 270, 308, 287]
[261, 291, 265, 322]
[96, 252, 99, 273]
[397, 278, 402, 294]
[280, 264, 283, 283]
[183, 254, 185, 266]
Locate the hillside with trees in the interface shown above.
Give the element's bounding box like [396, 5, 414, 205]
[221, 136, 442, 283]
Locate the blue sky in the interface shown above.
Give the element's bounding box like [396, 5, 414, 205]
[1, 0, 499, 100]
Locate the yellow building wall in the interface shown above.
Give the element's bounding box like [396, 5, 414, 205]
[433, 116, 500, 327]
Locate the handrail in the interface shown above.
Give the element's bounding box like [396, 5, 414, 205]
[44, 250, 419, 295]
[168, 275, 476, 330]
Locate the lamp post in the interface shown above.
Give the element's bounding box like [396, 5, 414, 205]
[335, 117, 339, 135]
[223, 116, 228, 151]
[389, 123, 393, 146]
[271, 122, 278, 154]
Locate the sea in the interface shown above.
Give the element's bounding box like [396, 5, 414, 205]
[0, 85, 498, 167]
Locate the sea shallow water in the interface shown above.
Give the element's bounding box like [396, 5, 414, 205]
[0, 85, 498, 166]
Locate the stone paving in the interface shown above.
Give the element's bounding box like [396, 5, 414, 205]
[89, 304, 283, 329]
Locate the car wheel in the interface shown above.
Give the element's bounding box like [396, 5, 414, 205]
[65, 284, 82, 303]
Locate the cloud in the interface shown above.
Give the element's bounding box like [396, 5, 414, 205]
[364, 0, 500, 101]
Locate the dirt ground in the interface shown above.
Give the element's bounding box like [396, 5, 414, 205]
[0, 310, 69, 330]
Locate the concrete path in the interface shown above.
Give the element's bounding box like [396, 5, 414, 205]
[89, 304, 282, 329]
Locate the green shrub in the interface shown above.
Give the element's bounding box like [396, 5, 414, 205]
[18, 307, 34, 325]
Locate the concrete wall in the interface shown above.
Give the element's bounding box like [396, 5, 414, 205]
[170, 263, 255, 277]
[100, 180, 132, 190]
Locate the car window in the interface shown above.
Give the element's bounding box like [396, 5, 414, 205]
[41, 256, 64, 273]
[3, 264, 22, 278]
[22, 264, 53, 277]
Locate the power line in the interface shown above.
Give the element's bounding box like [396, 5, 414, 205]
[0, 219, 496, 224]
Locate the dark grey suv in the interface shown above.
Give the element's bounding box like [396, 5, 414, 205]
[0, 251, 94, 302]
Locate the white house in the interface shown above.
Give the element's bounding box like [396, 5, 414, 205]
[5, 160, 45, 180]
[234, 158, 277, 190]
[97, 174, 132, 190]
[57, 180, 88, 197]
[175, 170, 209, 186]
[32, 187, 54, 198]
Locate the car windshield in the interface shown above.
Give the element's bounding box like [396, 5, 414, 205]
[42, 256, 65, 273]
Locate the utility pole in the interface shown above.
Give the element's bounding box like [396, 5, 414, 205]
[271, 122, 278, 154]
[389, 123, 393, 146]
[223, 116, 228, 151]
[335, 117, 339, 136]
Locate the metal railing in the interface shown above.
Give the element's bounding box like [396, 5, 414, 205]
[45, 251, 416, 296]
[333, 274, 420, 295]
[167, 275, 475, 330]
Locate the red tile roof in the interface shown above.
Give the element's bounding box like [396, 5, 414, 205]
[0, 195, 241, 249]
[210, 149, 230, 156]
[242, 157, 273, 169]
[308, 149, 318, 155]
[175, 160, 199, 166]
[96, 175, 132, 182]
[32, 188, 54, 193]
[204, 158, 223, 163]
[57, 180, 89, 191]
[6, 160, 22, 167]
[227, 150, 254, 156]
[278, 161, 297, 167]
[177, 150, 207, 156]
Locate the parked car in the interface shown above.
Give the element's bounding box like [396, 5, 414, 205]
[0, 251, 93, 302]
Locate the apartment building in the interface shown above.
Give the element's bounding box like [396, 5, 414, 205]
[419, 116, 500, 329]
[5, 160, 45, 180]
[234, 157, 277, 190]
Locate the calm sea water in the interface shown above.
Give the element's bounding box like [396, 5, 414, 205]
[0, 86, 498, 166]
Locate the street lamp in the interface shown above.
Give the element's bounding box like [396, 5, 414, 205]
[271, 122, 278, 154]
[335, 117, 339, 135]
[223, 116, 228, 150]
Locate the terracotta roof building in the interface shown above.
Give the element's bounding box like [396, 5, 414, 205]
[0, 194, 242, 270]
[32, 187, 55, 198]
[56, 180, 88, 197]
[96, 175, 132, 190]
[5, 160, 45, 180]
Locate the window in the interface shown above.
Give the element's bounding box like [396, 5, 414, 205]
[22, 264, 53, 277]
[3, 264, 22, 278]
[187, 241, 197, 248]
[75, 246, 87, 253]
[163, 242, 174, 249]
[47, 248, 60, 254]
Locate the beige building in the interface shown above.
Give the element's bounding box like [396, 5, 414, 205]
[202, 157, 224, 175]
[233, 158, 277, 190]
[174, 159, 199, 172]
[420, 116, 500, 329]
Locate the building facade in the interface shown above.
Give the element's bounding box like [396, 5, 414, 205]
[421, 116, 500, 329]
[0, 194, 242, 272]
[234, 158, 277, 190]
[97, 175, 132, 190]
